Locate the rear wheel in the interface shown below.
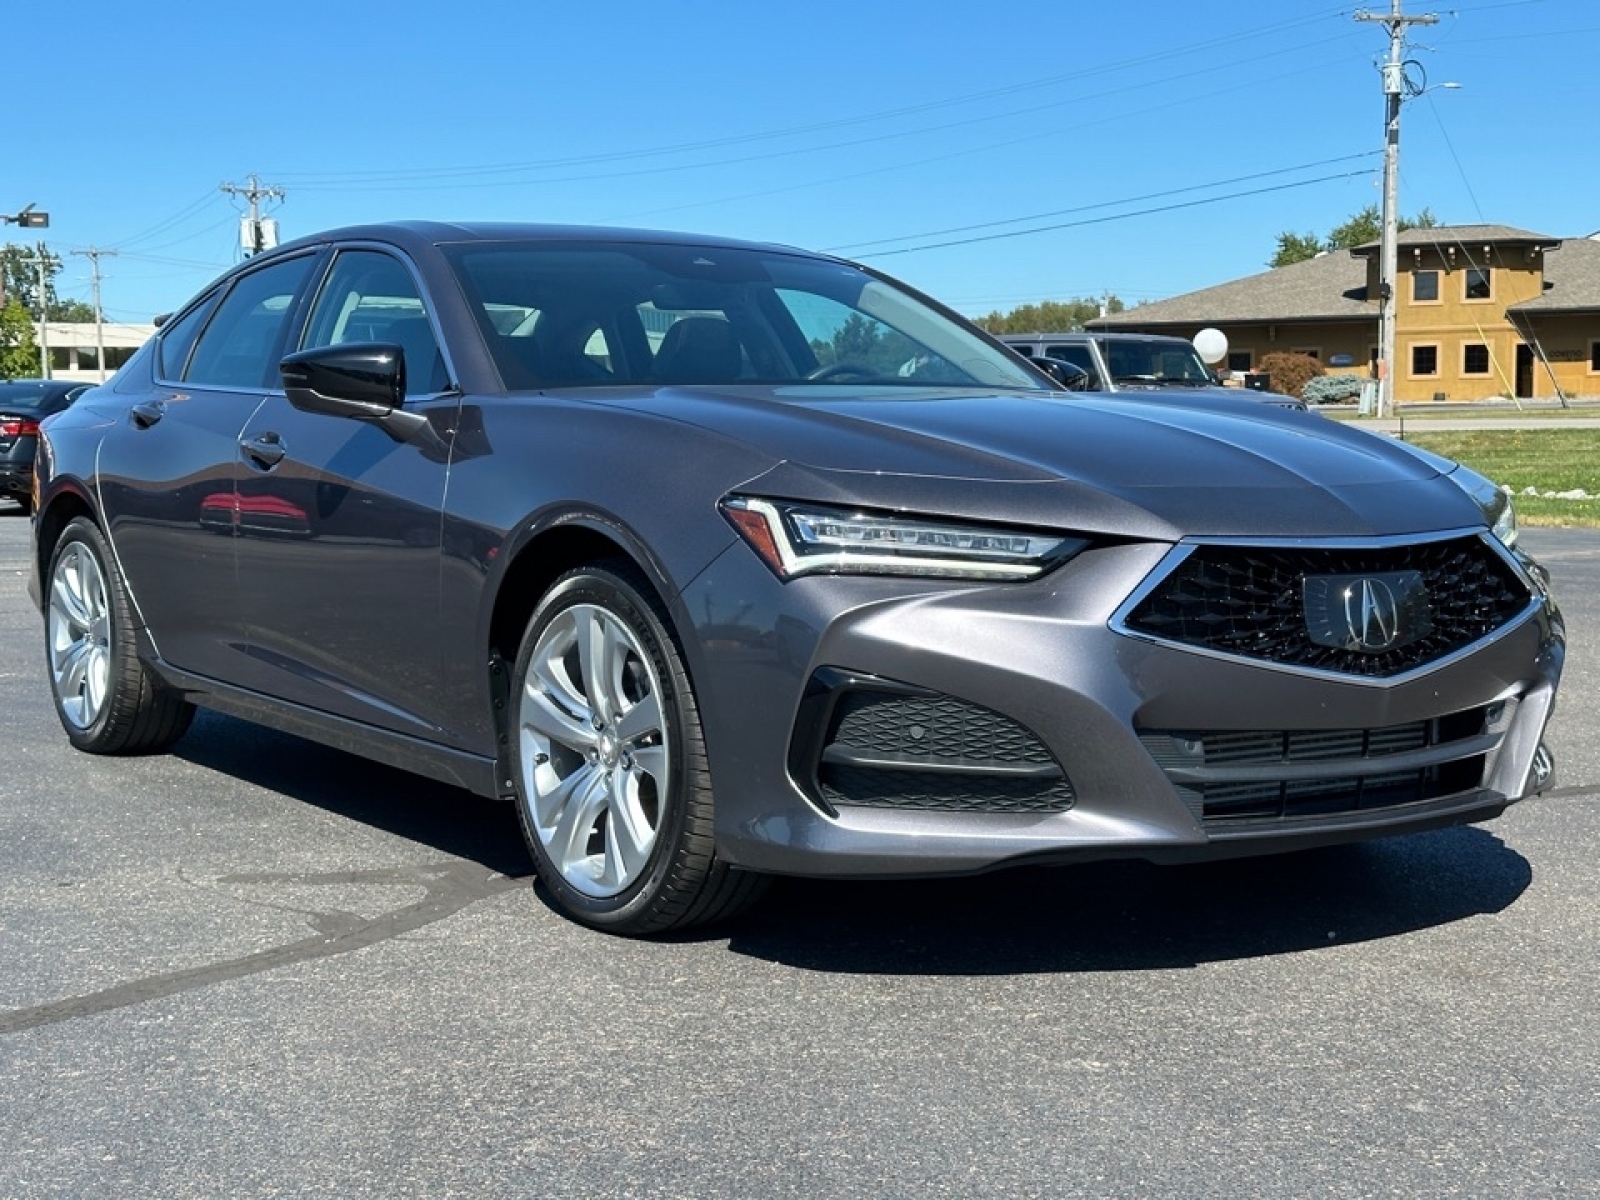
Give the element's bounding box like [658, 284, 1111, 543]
[45, 518, 195, 754]
[510, 561, 763, 934]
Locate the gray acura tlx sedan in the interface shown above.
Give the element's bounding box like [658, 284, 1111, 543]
[31, 222, 1563, 934]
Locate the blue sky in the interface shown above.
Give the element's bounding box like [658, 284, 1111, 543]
[9, 0, 1596, 325]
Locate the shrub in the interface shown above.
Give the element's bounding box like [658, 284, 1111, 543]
[1301, 373, 1367, 405]
[1254, 352, 1323, 400]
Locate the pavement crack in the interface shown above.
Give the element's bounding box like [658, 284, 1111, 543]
[0, 862, 525, 1036]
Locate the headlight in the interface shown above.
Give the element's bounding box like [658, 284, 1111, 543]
[720, 496, 1087, 580]
[1450, 464, 1517, 548]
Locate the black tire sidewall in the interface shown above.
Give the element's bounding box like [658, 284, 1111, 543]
[510, 565, 702, 930]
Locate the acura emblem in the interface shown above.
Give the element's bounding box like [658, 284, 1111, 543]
[1347, 577, 1399, 650]
[1304, 570, 1433, 654]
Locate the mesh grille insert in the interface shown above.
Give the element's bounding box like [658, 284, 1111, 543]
[812, 688, 1073, 814]
[1123, 536, 1529, 677]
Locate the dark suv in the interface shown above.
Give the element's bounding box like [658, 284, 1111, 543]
[0, 380, 89, 514]
[1000, 332, 1306, 411]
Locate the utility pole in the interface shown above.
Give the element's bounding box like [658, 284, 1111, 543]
[22, 242, 51, 378]
[1357, 1, 1437, 419]
[71, 247, 117, 382]
[221, 175, 285, 256]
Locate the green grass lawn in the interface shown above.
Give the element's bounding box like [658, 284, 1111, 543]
[1400, 428, 1600, 528]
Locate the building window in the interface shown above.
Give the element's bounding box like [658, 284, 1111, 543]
[1226, 350, 1253, 372]
[1465, 268, 1492, 301]
[1413, 270, 1440, 303]
[1291, 347, 1320, 360]
[1411, 344, 1439, 377]
[1591, 341, 1600, 373]
[1462, 344, 1490, 375]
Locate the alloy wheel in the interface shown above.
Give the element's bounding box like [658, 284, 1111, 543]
[518, 601, 670, 898]
[48, 540, 111, 731]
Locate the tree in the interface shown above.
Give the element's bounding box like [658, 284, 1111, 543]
[0, 244, 97, 322]
[974, 296, 1124, 335]
[1272, 231, 1326, 267]
[0, 298, 40, 379]
[1269, 206, 1442, 267]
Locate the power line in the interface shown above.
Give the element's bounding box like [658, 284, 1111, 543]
[267, 10, 1351, 189]
[827, 153, 1380, 254]
[853, 170, 1375, 259]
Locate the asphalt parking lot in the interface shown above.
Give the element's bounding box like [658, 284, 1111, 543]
[1, 506, 1596, 1199]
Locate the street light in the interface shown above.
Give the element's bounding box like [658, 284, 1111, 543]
[1, 204, 49, 228]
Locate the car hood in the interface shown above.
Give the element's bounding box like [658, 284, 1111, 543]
[592, 385, 1485, 541]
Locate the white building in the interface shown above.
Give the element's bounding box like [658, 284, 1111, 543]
[34, 321, 156, 383]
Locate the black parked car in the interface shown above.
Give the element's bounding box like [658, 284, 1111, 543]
[0, 379, 88, 514]
[32, 222, 1563, 935]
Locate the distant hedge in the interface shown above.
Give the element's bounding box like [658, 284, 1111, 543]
[1302, 373, 1366, 405]
[1255, 352, 1323, 399]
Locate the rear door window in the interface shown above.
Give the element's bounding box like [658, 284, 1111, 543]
[184, 256, 317, 388]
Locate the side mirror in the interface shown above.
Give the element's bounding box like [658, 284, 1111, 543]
[280, 342, 406, 417]
[279, 342, 445, 457]
[1029, 356, 1092, 391]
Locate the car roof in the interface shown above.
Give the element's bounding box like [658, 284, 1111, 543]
[265, 220, 818, 261]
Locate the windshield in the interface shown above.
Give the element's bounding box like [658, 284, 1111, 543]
[444, 240, 1047, 392]
[1101, 339, 1213, 385]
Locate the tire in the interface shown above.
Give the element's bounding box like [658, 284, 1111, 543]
[45, 517, 195, 754]
[12, 494, 33, 517]
[509, 561, 764, 935]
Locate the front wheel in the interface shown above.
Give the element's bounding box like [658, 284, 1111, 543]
[509, 562, 763, 934]
[45, 517, 195, 754]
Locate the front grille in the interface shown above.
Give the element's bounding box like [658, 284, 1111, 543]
[1140, 703, 1506, 826]
[1122, 536, 1530, 677]
[795, 677, 1074, 814]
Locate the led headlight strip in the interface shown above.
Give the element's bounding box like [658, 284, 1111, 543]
[721, 495, 1086, 581]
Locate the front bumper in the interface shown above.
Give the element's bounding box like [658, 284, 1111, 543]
[680, 538, 1563, 878]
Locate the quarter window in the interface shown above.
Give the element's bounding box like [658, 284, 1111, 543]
[1465, 268, 1492, 301]
[1411, 345, 1439, 377]
[185, 256, 317, 388]
[1412, 270, 1440, 303]
[155, 293, 219, 382]
[1462, 343, 1490, 375]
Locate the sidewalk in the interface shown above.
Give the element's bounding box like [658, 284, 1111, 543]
[1333, 397, 1600, 433]
[1349, 415, 1600, 432]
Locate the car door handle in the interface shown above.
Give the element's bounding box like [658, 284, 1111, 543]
[241, 431, 287, 469]
[130, 400, 166, 429]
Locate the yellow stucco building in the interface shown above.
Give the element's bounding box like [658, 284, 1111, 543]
[1090, 225, 1600, 403]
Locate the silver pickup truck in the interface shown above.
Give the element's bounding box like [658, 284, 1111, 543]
[1000, 331, 1306, 411]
